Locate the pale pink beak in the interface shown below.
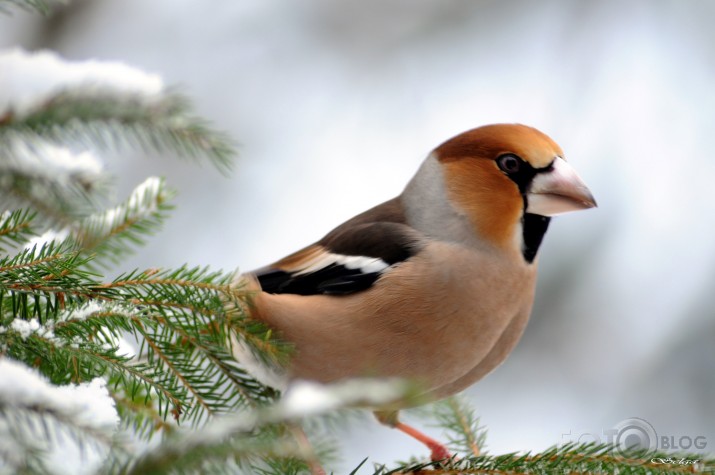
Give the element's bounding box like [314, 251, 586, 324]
[526, 157, 597, 216]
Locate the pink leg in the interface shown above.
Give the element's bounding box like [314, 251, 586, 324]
[394, 421, 452, 462]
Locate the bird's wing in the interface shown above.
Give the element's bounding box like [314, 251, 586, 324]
[254, 222, 422, 296]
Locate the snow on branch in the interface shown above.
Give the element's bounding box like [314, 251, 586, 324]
[0, 208, 36, 252]
[0, 358, 118, 473]
[74, 176, 173, 267]
[1, 134, 103, 182]
[0, 133, 106, 223]
[117, 378, 419, 475]
[278, 378, 419, 420]
[0, 360, 119, 430]
[6, 176, 171, 269]
[0, 48, 234, 226]
[0, 48, 163, 119]
[24, 227, 70, 251]
[0, 48, 234, 173]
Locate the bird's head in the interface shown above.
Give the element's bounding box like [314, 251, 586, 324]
[425, 123, 596, 261]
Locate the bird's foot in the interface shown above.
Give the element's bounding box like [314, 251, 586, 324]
[426, 440, 453, 463]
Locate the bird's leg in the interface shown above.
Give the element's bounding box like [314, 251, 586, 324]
[394, 421, 453, 462]
[374, 410, 452, 463]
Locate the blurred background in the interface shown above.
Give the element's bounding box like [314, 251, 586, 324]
[2, 0, 713, 470]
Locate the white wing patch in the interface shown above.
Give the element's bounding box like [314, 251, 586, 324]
[292, 252, 390, 276]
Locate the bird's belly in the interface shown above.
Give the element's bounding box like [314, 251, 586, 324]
[361, 278, 532, 393]
[427, 302, 533, 400]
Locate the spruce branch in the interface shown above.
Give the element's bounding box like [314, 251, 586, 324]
[108, 379, 418, 475]
[428, 396, 486, 457]
[0, 135, 107, 225]
[370, 442, 715, 474]
[73, 176, 174, 270]
[0, 241, 96, 304]
[0, 208, 37, 253]
[0, 257, 283, 438]
[368, 397, 715, 474]
[0, 43, 257, 473]
[112, 389, 176, 439]
[0, 359, 119, 474]
[3, 91, 234, 174]
[113, 422, 310, 475]
[0, 0, 58, 15]
[96, 266, 284, 423]
[0, 233, 279, 437]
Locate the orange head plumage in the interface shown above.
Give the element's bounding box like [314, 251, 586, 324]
[432, 124, 596, 260]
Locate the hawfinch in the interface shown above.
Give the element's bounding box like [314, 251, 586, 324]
[235, 123, 596, 462]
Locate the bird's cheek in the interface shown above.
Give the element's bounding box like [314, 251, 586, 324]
[445, 178, 522, 247]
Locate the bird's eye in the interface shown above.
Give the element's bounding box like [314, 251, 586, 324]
[497, 154, 522, 174]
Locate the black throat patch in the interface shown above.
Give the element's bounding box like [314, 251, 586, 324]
[521, 213, 551, 263]
[497, 156, 554, 264]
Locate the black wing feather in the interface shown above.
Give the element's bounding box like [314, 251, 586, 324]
[255, 221, 422, 296]
[257, 264, 380, 296]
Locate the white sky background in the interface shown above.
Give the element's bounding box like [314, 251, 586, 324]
[1, 0, 714, 471]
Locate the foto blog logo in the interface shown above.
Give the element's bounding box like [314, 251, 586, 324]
[562, 417, 708, 456]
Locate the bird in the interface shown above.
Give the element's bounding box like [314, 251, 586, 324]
[233, 123, 596, 463]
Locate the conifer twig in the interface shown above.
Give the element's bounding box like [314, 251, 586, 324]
[0, 0, 57, 15]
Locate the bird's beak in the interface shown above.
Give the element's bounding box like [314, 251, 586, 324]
[526, 157, 597, 216]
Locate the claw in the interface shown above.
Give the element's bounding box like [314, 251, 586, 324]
[427, 441, 453, 463]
